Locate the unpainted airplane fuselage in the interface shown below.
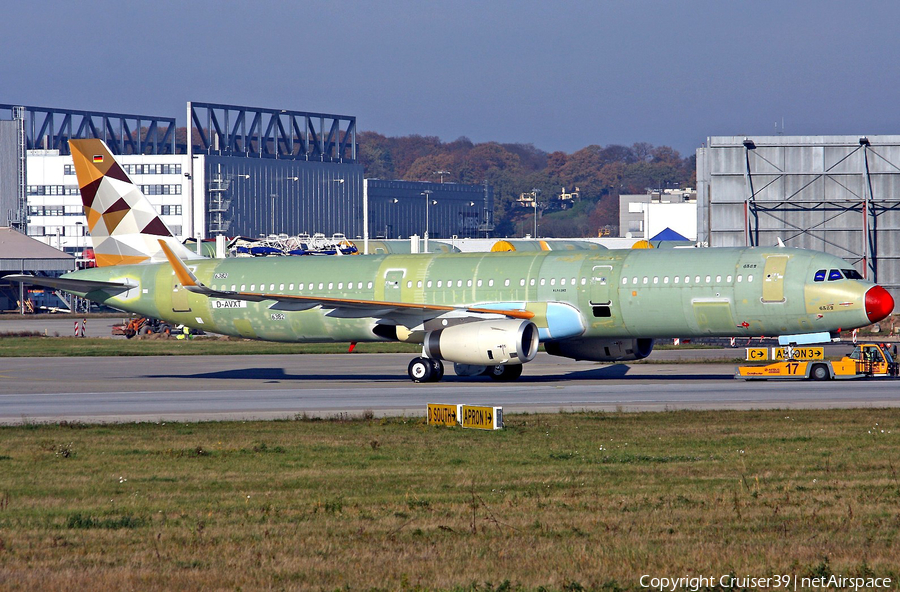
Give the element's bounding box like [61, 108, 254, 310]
[65, 246, 879, 344]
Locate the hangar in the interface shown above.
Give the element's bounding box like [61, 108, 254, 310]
[697, 135, 900, 300]
[0, 102, 493, 257]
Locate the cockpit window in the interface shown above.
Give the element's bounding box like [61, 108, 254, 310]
[828, 269, 844, 281]
[842, 269, 863, 280]
[814, 269, 826, 282]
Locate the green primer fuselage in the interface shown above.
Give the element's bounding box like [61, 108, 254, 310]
[65, 247, 874, 343]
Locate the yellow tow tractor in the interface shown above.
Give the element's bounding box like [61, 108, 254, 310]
[736, 343, 900, 381]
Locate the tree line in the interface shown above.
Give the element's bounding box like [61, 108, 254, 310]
[359, 131, 696, 237]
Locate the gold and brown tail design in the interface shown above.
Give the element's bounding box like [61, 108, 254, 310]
[69, 139, 194, 267]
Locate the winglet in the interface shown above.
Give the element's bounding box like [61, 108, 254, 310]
[158, 239, 206, 292]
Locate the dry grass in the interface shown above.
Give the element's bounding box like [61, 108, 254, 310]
[0, 410, 899, 591]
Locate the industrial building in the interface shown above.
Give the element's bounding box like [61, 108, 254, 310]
[0, 102, 494, 257]
[618, 188, 697, 241]
[697, 135, 900, 299]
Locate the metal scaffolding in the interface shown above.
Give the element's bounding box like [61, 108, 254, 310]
[188, 102, 356, 163]
[0, 104, 177, 155]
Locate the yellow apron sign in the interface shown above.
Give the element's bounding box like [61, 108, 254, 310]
[460, 405, 503, 430]
[746, 348, 768, 361]
[426, 403, 459, 427]
[772, 346, 824, 361]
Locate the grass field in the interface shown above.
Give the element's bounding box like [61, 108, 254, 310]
[0, 336, 422, 357]
[1, 409, 898, 591]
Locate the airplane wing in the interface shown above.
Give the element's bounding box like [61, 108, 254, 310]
[5, 274, 136, 295]
[157, 240, 534, 321]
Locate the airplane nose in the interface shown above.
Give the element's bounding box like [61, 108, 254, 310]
[865, 285, 894, 323]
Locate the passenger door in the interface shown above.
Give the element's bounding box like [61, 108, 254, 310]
[761, 255, 789, 303]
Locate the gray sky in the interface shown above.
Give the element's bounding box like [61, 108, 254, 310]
[3, 1, 899, 156]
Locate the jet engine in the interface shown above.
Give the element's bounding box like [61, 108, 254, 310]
[544, 337, 654, 361]
[423, 319, 539, 366]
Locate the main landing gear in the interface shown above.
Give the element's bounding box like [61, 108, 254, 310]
[406, 357, 523, 383]
[408, 357, 445, 383]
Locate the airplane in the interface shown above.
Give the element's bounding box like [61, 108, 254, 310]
[8, 138, 895, 382]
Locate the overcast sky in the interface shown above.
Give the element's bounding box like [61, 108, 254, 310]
[3, 1, 899, 156]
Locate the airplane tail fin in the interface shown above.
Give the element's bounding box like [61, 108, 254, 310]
[68, 138, 203, 267]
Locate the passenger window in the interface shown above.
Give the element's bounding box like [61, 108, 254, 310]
[653, 277, 658, 284]
[540, 279, 545, 286]
[280, 284, 285, 291]
[748, 275, 754, 282]
[457, 280, 463, 287]
[241, 284, 246, 291]
[632, 277, 638, 285]
[318, 283, 324, 290]
[814, 269, 826, 282]
[726, 275, 732, 283]
[663, 277, 669, 284]
[250, 284, 256, 291]
[642, 277, 648, 285]
[406, 281, 412, 288]
[674, 276, 679, 284]
[705, 276, 711, 283]
[427, 281, 433, 288]
[622, 278, 628, 285]
[338, 283, 343, 290]
[581, 278, 586, 285]
[231, 284, 237, 291]
[529, 279, 535, 286]
[504, 279, 510, 287]
[560, 278, 566, 286]
[477, 279, 483, 287]
[684, 276, 690, 284]
[437, 280, 442, 288]
[467, 280, 473, 287]
[417, 281, 423, 288]
[551, 278, 556, 286]
[289, 284, 294, 290]
[828, 269, 844, 281]
[842, 269, 863, 280]
[520, 279, 525, 287]
[737, 275, 742, 283]
[328, 283, 333, 290]
[367, 282, 373, 289]
[695, 276, 701, 283]
[489, 279, 494, 287]
[270, 284, 275, 291]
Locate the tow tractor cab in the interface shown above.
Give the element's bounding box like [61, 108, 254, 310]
[847, 343, 898, 377]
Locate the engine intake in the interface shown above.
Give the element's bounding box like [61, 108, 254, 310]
[424, 319, 539, 366]
[545, 337, 654, 361]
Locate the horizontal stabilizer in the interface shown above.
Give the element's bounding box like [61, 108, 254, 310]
[6, 274, 135, 295]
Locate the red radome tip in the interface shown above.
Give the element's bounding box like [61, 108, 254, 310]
[865, 285, 894, 323]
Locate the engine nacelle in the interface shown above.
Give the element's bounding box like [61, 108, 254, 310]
[544, 337, 654, 362]
[424, 320, 539, 366]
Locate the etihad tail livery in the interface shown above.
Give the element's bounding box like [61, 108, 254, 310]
[11, 139, 895, 382]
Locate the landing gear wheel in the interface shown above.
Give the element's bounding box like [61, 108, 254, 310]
[810, 363, 830, 381]
[487, 364, 523, 381]
[408, 357, 434, 383]
[430, 359, 445, 381]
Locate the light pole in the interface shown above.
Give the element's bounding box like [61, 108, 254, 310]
[434, 170, 450, 184]
[422, 190, 434, 253]
[531, 188, 541, 238]
[270, 193, 278, 236]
